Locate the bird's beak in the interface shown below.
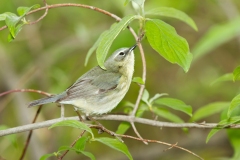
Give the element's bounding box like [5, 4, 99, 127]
[129, 44, 137, 52]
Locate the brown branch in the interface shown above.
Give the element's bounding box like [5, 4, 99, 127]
[89, 124, 203, 160]
[0, 2, 122, 32]
[19, 105, 43, 160]
[28, 0, 48, 25]
[58, 130, 86, 160]
[0, 89, 53, 97]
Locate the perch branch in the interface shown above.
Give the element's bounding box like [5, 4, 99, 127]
[0, 115, 238, 137]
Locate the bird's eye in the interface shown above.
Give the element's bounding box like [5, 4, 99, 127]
[119, 52, 125, 56]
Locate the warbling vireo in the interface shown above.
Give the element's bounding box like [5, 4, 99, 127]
[28, 44, 137, 115]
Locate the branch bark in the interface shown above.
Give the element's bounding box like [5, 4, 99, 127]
[0, 115, 237, 137]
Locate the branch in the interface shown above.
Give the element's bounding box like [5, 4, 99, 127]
[0, 3, 121, 32]
[1, 114, 238, 137]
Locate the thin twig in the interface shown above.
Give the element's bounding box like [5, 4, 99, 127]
[0, 3, 122, 32]
[130, 122, 148, 145]
[58, 130, 86, 160]
[28, 0, 48, 25]
[126, 27, 147, 142]
[90, 124, 203, 160]
[116, 134, 203, 160]
[19, 105, 43, 160]
[0, 89, 52, 97]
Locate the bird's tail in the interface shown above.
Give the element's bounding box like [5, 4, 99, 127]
[28, 95, 62, 108]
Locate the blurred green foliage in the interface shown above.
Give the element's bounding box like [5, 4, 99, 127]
[0, 0, 240, 160]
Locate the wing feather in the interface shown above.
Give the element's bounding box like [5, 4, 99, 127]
[59, 66, 121, 101]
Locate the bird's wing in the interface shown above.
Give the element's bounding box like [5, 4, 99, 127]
[58, 67, 122, 101]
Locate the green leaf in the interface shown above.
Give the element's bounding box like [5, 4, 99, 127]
[5, 12, 21, 38]
[131, 0, 145, 15]
[206, 116, 240, 143]
[228, 94, 240, 118]
[192, 102, 230, 122]
[8, 33, 15, 42]
[141, 89, 150, 105]
[233, 66, 240, 82]
[49, 120, 94, 138]
[17, 4, 40, 16]
[0, 13, 7, 21]
[131, 0, 145, 6]
[124, 0, 130, 6]
[39, 153, 55, 160]
[227, 129, 240, 159]
[145, 19, 192, 72]
[80, 151, 96, 160]
[74, 137, 88, 151]
[85, 30, 108, 66]
[96, 15, 138, 69]
[211, 73, 233, 85]
[116, 104, 147, 134]
[0, 125, 18, 148]
[153, 107, 184, 123]
[154, 97, 192, 116]
[193, 17, 240, 60]
[58, 146, 75, 152]
[94, 137, 133, 160]
[145, 7, 197, 31]
[132, 77, 144, 84]
[149, 93, 168, 104]
[58, 145, 95, 160]
[116, 122, 131, 134]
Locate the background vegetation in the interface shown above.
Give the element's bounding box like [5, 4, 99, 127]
[0, 0, 240, 159]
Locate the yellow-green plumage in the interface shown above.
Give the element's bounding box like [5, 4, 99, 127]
[28, 45, 136, 115]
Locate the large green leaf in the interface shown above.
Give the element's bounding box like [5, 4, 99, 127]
[96, 15, 138, 69]
[228, 94, 240, 118]
[49, 120, 94, 138]
[192, 102, 230, 122]
[233, 66, 240, 82]
[153, 107, 184, 123]
[84, 30, 108, 66]
[154, 97, 192, 116]
[146, 7, 197, 31]
[145, 19, 192, 72]
[193, 17, 240, 60]
[206, 116, 240, 143]
[94, 137, 133, 160]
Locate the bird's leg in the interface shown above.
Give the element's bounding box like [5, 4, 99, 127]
[60, 104, 65, 118]
[74, 107, 84, 122]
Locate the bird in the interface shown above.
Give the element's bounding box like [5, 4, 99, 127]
[28, 44, 137, 116]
